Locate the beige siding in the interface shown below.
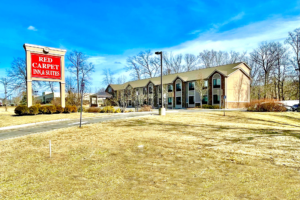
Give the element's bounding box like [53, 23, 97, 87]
[227, 70, 250, 103]
[236, 63, 250, 76]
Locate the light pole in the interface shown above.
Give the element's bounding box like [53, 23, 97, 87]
[155, 51, 165, 116]
[80, 81, 85, 128]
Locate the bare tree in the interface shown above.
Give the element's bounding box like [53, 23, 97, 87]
[126, 56, 142, 80]
[67, 51, 88, 98]
[199, 50, 216, 68]
[102, 68, 114, 86]
[116, 75, 127, 84]
[6, 58, 26, 92]
[0, 77, 11, 111]
[250, 42, 278, 98]
[285, 28, 300, 104]
[195, 74, 207, 108]
[183, 54, 199, 71]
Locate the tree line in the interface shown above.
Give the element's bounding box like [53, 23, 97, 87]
[119, 27, 300, 101]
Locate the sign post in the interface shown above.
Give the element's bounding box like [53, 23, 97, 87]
[23, 44, 66, 108]
[80, 82, 85, 128]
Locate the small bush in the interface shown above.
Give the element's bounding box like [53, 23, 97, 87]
[56, 105, 64, 113]
[246, 99, 287, 112]
[114, 108, 121, 113]
[86, 107, 101, 113]
[129, 109, 134, 112]
[46, 105, 56, 114]
[71, 105, 77, 113]
[64, 105, 72, 113]
[29, 106, 39, 115]
[39, 106, 48, 114]
[140, 105, 152, 112]
[14, 105, 29, 115]
[101, 106, 115, 113]
[77, 106, 86, 112]
[212, 105, 220, 109]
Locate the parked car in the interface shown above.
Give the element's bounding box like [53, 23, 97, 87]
[284, 105, 294, 111]
[292, 104, 299, 111]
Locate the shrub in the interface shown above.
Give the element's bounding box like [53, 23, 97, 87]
[202, 105, 212, 109]
[39, 106, 48, 114]
[114, 108, 121, 113]
[71, 105, 77, 113]
[140, 105, 152, 112]
[246, 99, 287, 112]
[77, 106, 86, 112]
[29, 106, 39, 115]
[14, 105, 29, 115]
[129, 109, 134, 112]
[101, 106, 115, 113]
[86, 107, 101, 113]
[35, 103, 41, 110]
[212, 105, 220, 109]
[64, 105, 72, 113]
[56, 105, 64, 113]
[46, 105, 56, 114]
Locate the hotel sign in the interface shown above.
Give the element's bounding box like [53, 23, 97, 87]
[31, 53, 61, 79]
[24, 44, 67, 108]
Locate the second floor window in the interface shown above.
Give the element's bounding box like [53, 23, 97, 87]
[189, 82, 195, 90]
[176, 83, 181, 91]
[213, 79, 221, 88]
[143, 87, 147, 94]
[168, 85, 173, 92]
[204, 80, 208, 87]
[149, 87, 153, 94]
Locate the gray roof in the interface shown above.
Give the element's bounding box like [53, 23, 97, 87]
[108, 62, 250, 90]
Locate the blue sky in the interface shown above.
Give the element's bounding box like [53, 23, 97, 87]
[1, 0, 300, 96]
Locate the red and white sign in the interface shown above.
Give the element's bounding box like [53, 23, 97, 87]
[31, 53, 61, 79]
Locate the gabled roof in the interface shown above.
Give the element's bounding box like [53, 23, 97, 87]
[109, 62, 250, 90]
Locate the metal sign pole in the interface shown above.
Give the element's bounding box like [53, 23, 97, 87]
[80, 82, 84, 128]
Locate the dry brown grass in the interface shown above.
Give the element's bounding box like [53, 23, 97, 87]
[1, 111, 300, 199]
[0, 106, 111, 128]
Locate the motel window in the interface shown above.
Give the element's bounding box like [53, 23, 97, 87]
[159, 98, 162, 105]
[168, 85, 173, 92]
[108, 87, 112, 93]
[189, 96, 195, 104]
[128, 100, 132, 106]
[143, 87, 147, 95]
[213, 95, 220, 104]
[149, 87, 153, 94]
[168, 97, 172, 105]
[189, 82, 195, 90]
[176, 83, 181, 91]
[213, 79, 221, 88]
[204, 80, 208, 87]
[202, 95, 208, 104]
[176, 97, 181, 105]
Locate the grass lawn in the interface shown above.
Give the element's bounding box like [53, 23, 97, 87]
[0, 106, 111, 128]
[1, 111, 300, 199]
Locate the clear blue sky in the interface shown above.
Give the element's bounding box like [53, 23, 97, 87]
[1, 0, 300, 96]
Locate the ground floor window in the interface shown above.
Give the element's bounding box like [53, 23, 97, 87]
[159, 98, 162, 105]
[189, 96, 195, 104]
[176, 97, 181, 105]
[149, 98, 152, 105]
[168, 97, 172, 105]
[128, 100, 132, 106]
[92, 97, 97, 104]
[213, 95, 220, 104]
[202, 95, 208, 104]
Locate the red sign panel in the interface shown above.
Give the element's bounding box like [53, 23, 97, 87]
[31, 53, 61, 79]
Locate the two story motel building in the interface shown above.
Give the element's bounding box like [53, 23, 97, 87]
[105, 62, 251, 109]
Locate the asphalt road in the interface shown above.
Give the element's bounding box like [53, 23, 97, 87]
[0, 112, 154, 141]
